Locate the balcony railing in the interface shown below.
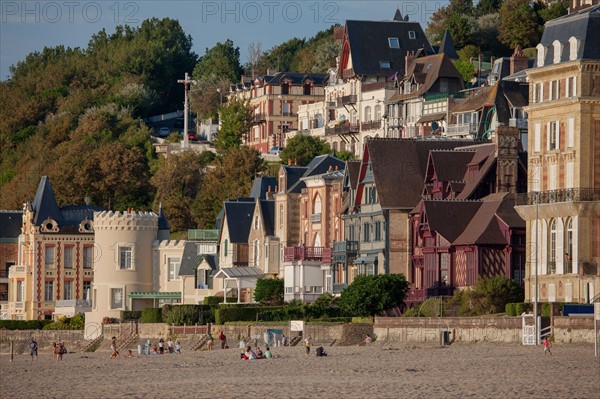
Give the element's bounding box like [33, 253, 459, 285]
[325, 123, 360, 136]
[8, 265, 28, 277]
[284, 246, 332, 264]
[254, 113, 266, 123]
[548, 261, 556, 275]
[333, 240, 359, 253]
[55, 299, 92, 308]
[509, 118, 528, 129]
[310, 213, 321, 223]
[337, 95, 357, 107]
[446, 122, 477, 137]
[515, 188, 600, 205]
[564, 261, 573, 274]
[361, 120, 382, 131]
[188, 229, 219, 241]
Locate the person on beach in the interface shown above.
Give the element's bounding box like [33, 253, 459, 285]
[207, 334, 214, 351]
[151, 344, 158, 355]
[175, 341, 182, 354]
[280, 333, 287, 347]
[304, 335, 312, 357]
[543, 337, 552, 355]
[219, 331, 227, 349]
[110, 337, 119, 359]
[256, 347, 264, 359]
[158, 338, 165, 354]
[167, 337, 174, 354]
[58, 342, 66, 361]
[264, 346, 272, 359]
[364, 334, 372, 345]
[52, 342, 59, 361]
[245, 346, 256, 360]
[125, 350, 134, 358]
[29, 339, 38, 362]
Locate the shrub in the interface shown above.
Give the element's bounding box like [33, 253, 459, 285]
[542, 303, 551, 317]
[515, 302, 532, 315]
[0, 320, 52, 330]
[121, 311, 142, 321]
[42, 321, 70, 330]
[402, 308, 420, 317]
[203, 296, 237, 306]
[505, 303, 517, 316]
[140, 308, 162, 323]
[162, 305, 214, 325]
[69, 314, 85, 329]
[215, 305, 261, 325]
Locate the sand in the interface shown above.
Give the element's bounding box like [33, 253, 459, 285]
[1, 343, 598, 399]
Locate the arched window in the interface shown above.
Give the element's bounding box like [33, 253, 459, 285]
[374, 105, 382, 121]
[568, 37, 580, 61]
[549, 219, 557, 274]
[364, 106, 372, 122]
[552, 40, 563, 64]
[536, 44, 546, 67]
[314, 233, 321, 247]
[314, 194, 322, 215]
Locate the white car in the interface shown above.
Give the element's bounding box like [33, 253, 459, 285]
[157, 127, 170, 138]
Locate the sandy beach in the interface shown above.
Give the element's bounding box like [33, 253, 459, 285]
[1, 342, 598, 399]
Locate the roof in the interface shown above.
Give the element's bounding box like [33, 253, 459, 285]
[346, 161, 361, 190]
[179, 241, 202, 276]
[260, 72, 328, 86]
[223, 201, 255, 243]
[281, 165, 308, 193]
[157, 203, 170, 230]
[0, 210, 22, 241]
[287, 155, 345, 193]
[364, 139, 477, 209]
[213, 267, 264, 278]
[417, 112, 446, 124]
[343, 19, 434, 76]
[438, 29, 459, 60]
[451, 86, 497, 114]
[428, 150, 476, 182]
[250, 176, 277, 199]
[455, 143, 497, 200]
[422, 200, 482, 243]
[535, 5, 600, 67]
[259, 199, 275, 236]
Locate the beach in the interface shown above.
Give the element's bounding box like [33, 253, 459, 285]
[1, 343, 598, 399]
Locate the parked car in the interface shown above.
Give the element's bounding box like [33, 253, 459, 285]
[269, 146, 282, 155]
[187, 132, 199, 141]
[156, 127, 170, 138]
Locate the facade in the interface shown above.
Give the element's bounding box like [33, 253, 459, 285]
[7, 177, 101, 320]
[515, 6, 600, 304]
[229, 72, 327, 154]
[248, 198, 279, 277]
[0, 211, 22, 319]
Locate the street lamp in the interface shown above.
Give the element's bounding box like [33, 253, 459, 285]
[534, 191, 540, 345]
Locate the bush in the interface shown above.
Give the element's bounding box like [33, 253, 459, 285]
[542, 303, 551, 317]
[215, 305, 261, 325]
[402, 307, 421, 317]
[505, 303, 517, 316]
[69, 314, 85, 329]
[140, 308, 162, 323]
[162, 304, 214, 325]
[0, 320, 52, 330]
[121, 311, 142, 321]
[515, 302, 532, 315]
[42, 321, 70, 330]
[203, 296, 237, 306]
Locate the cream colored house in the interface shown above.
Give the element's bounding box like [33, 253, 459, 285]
[247, 198, 280, 277]
[515, 6, 600, 304]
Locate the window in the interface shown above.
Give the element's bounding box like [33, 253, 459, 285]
[119, 246, 133, 270]
[408, 31, 416, 39]
[549, 163, 557, 191]
[552, 40, 563, 64]
[566, 161, 574, 189]
[64, 280, 72, 300]
[224, 240, 228, 257]
[83, 281, 91, 300]
[549, 219, 557, 274]
[534, 123, 541, 152]
[363, 223, 370, 242]
[303, 82, 311, 95]
[44, 281, 54, 301]
[388, 37, 399, 48]
[64, 246, 73, 269]
[566, 76, 576, 97]
[349, 225, 355, 241]
[379, 61, 391, 69]
[374, 105, 382, 121]
[253, 240, 259, 266]
[531, 164, 541, 192]
[550, 80, 559, 100]
[567, 117, 574, 148]
[569, 37, 579, 61]
[168, 258, 181, 281]
[17, 281, 24, 302]
[110, 288, 124, 309]
[548, 121, 559, 151]
[281, 83, 289, 95]
[374, 221, 382, 241]
[196, 269, 210, 289]
[313, 195, 322, 215]
[364, 106, 372, 122]
[45, 246, 55, 268]
[83, 246, 93, 269]
[285, 287, 293, 294]
[282, 102, 291, 116]
[536, 44, 545, 67]
[533, 83, 541, 103]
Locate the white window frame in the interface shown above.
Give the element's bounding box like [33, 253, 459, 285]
[388, 37, 400, 48]
[566, 161, 574, 189]
[168, 258, 181, 281]
[552, 40, 562, 64]
[568, 36, 579, 61]
[567, 117, 574, 148]
[64, 246, 73, 269]
[118, 245, 133, 270]
[64, 280, 72, 300]
[547, 121, 559, 151]
[536, 44, 545, 67]
[44, 280, 54, 301]
[83, 246, 93, 269]
[408, 31, 416, 39]
[110, 287, 125, 310]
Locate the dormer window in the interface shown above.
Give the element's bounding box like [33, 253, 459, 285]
[388, 37, 400, 48]
[408, 31, 416, 39]
[40, 218, 59, 233]
[380, 61, 391, 69]
[552, 40, 563, 64]
[568, 36, 580, 61]
[281, 82, 289, 95]
[536, 44, 546, 67]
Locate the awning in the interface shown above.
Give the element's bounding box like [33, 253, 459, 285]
[128, 292, 181, 299]
[417, 113, 446, 124]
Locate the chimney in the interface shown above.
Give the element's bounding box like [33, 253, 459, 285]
[494, 126, 520, 194]
[267, 185, 271, 193]
[335, 165, 339, 171]
[328, 165, 333, 172]
[510, 45, 529, 75]
[405, 51, 416, 76]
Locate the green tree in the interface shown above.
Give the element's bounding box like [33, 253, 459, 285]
[279, 135, 330, 166]
[214, 98, 255, 154]
[475, 0, 504, 16]
[499, 0, 542, 48]
[193, 146, 266, 228]
[537, 0, 568, 23]
[453, 59, 476, 83]
[190, 74, 230, 120]
[458, 276, 524, 315]
[192, 39, 243, 83]
[338, 274, 410, 318]
[335, 150, 357, 161]
[253, 278, 284, 305]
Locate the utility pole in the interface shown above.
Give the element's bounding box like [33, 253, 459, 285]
[177, 72, 196, 150]
[534, 191, 539, 345]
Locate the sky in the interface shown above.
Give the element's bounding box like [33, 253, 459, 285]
[0, 1, 448, 80]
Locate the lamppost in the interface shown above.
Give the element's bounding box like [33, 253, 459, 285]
[534, 191, 540, 345]
[177, 72, 197, 150]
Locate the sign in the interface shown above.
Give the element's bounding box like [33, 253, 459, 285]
[595, 303, 600, 321]
[290, 320, 304, 332]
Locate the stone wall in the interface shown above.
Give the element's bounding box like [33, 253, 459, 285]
[0, 330, 86, 354]
[552, 316, 596, 343]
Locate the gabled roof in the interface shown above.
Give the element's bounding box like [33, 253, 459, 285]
[455, 143, 497, 200]
[438, 29, 458, 60]
[451, 85, 497, 114]
[535, 5, 600, 67]
[427, 149, 476, 183]
[0, 210, 22, 241]
[179, 241, 202, 276]
[346, 161, 361, 190]
[342, 19, 434, 77]
[223, 201, 256, 243]
[259, 199, 275, 236]
[250, 176, 278, 199]
[281, 165, 308, 193]
[260, 72, 328, 86]
[287, 155, 345, 193]
[214, 267, 264, 278]
[363, 139, 476, 209]
[422, 200, 482, 243]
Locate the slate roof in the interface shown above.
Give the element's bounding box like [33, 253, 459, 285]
[346, 161, 361, 190]
[535, 5, 600, 67]
[451, 85, 497, 114]
[287, 155, 345, 193]
[422, 200, 482, 243]
[427, 149, 476, 183]
[157, 203, 170, 230]
[0, 210, 22, 241]
[214, 267, 264, 278]
[364, 139, 477, 209]
[259, 200, 275, 236]
[231, 72, 327, 91]
[343, 19, 434, 77]
[438, 29, 459, 60]
[455, 143, 497, 200]
[179, 241, 202, 276]
[223, 201, 256, 243]
[250, 176, 278, 199]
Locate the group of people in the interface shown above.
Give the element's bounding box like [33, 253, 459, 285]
[52, 341, 67, 361]
[241, 345, 272, 360]
[150, 337, 181, 355]
[304, 335, 327, 357]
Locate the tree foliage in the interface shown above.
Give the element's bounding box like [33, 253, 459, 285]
[279, 135, 330, 166]
[189, 74, 230, 120]
[453, 59, 476, 84]
[193, 146, 266, 228]
[214, 98, 255, 154]
[499, 0, 542, 48]
[254, 278, 284, 305]
[193, 39, 243, 83]
[449, 276, 524, 316]
[338, 274, 410, 317]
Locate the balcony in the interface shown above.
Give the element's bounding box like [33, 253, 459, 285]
[254, 113, 266, 123]
[333, 241, 359, 254]
[310, 213, 321, 223]
[55, 299, 92, 308]
[548, 261, 556, 275]
[284, 246, 332, 264]
[509, 118, 528, 129]
[337, 95, 357, 107]
[446, 123, 477, 137]
[8, 265, 28, 278]
[325, 123, 360, 136]
[564, 261, 573, 274]
[515, 188, 600, 205]
[361, 120, 382, 131]
[188, 229, 219, 241]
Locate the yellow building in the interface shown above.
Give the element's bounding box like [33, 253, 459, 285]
[516, 6, 600, 304]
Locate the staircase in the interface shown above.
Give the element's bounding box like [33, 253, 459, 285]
[289, 336, 303, 347]
[81, 334, 104, 353]
[116, 330, 139, 352]
[191, 335, 209, 351]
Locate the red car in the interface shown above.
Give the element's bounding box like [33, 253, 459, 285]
[187, 132, 199, 141]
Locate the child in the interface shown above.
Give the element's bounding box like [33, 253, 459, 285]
[543, 337, 552, 355]
[175, 341, 182, 354]
[125, 349, 134, 358]
[264, 346, 272, 359]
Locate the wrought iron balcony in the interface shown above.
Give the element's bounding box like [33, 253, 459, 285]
[284, 246, 332, 264]
[564, 261, 573, 274]
[188, 229, 219, 241]
[337, 95, 357, 107]
[515, 188, 600, 206]
[446, 122, 477, 137]
[325, 123, 360, 136]
[361, 120, 382, 131]
[333, 241, 359, 254]
[548, 261, 556, 275]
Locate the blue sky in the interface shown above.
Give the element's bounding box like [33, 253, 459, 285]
[0, 1, 447, 80]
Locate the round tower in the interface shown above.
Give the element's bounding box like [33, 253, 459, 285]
[85, 210, 157, 338]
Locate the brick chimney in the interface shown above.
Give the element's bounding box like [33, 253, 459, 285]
[495, 126, 520, 194]
[510, 45, 529, 76]
[405, 51, 416, 76]
[288, 159, 292, 166]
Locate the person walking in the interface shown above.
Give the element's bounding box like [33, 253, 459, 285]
[543, 337, 552, 356]
[110, 337, 119, 359]
[219, 331, 227, 349]
[29, 339, 38, 362]
[304, 335, 312, 357]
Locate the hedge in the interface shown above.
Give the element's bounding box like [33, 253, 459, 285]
[161, 304, 214, 325]
[0, 320, 53, 330]
[505, 302, 533, 316]
[121, 311, 142, 321]
[203, 296, 238, 306]
[214, 304, 349, 324]
[140, 308, 162, 323]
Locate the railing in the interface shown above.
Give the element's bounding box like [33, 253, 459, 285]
[332, 283, 348, 293]
[548, 261, 556, 275]
[564, 261, 573, 274]
[509, 118, 528, 129]
[362, 81, 388, 92]
[337, 95, 357, 107]
[361, 120, 382, 131]
[333, 240, 359, 253]
[325, 123, 360, 136]
[283, 246, 332, 264]
[515, 189, 600, 205]
[341, 68, 355, 79]
[446, 123, 477, 137]
[188, 229, 220, 241]
[8, 265, 27, 276]
[13, 302, 24, 310]
[55, 300, 92, 308]
[310, 213, 321, 223]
